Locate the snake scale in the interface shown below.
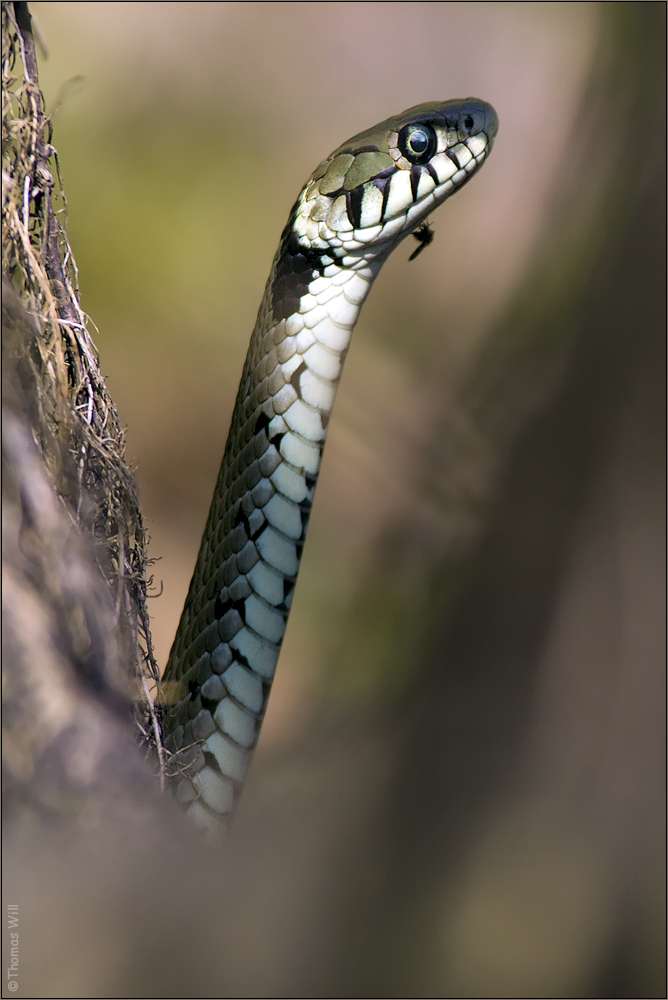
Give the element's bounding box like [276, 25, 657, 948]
[160, 99, 498, 839]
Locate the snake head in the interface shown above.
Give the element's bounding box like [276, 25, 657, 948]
[292, 98, 498, 256]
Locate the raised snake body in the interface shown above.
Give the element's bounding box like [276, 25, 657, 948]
[160, 99, 498, 838]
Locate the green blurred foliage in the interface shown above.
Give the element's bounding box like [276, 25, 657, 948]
[58, 103, 272, 340]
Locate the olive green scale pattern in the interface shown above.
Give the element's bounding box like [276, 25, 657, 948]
[163, 273, 303, 706]
[158, 244, 356, 833]
[167, 278, 293, 675]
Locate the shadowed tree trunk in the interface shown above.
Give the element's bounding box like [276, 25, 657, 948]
[2, 1, 164, 825]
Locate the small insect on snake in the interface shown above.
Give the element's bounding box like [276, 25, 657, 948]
[409, 220, 435, 260]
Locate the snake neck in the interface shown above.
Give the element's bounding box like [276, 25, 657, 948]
[161, 214, 382, 840]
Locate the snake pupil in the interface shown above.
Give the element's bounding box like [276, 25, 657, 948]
[465, 115, 474, 129]
[409, 130, 428, 154]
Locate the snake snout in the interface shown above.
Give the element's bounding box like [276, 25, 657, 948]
[482, 102, 499, 141]
[451, 98, 499, 142]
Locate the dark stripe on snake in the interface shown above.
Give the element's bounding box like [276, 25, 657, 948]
[340, 144, 381, 155]
[348, 185, 364, 229]
[410, 165, 421, 202]
[427, 162, 439, 185]
[272, 202, 332, 320]
[289, 360, 307, 396]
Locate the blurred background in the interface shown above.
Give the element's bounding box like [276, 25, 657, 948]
[7, 2, 664, 997]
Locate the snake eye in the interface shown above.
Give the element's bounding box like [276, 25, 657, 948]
[398, 122, 437, 165]
[464, 115, 474, 130]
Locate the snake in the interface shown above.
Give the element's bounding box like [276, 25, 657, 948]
[159, 98, 498, 839]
